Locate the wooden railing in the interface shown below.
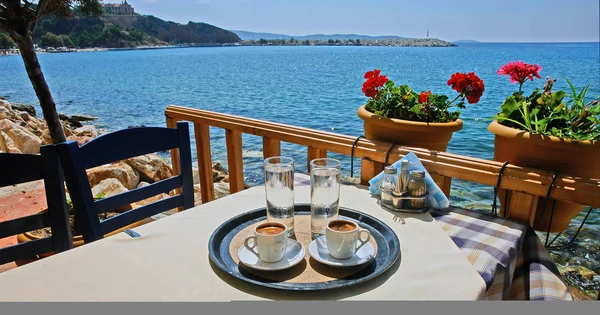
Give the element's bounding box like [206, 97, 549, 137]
[165, 105, 600, 226]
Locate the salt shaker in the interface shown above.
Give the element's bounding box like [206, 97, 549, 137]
[380, 166, 397, 204]
[407, 170, 427, 209]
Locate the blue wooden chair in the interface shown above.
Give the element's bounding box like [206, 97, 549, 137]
[0, 147, 73, 265]
[57, 122, 194, 243]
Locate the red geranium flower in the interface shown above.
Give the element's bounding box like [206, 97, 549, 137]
[419, 91, 432, 103]
[447, 72, 485, 104]
[497, 61, 542, 85]
[362, 69, 388, 99]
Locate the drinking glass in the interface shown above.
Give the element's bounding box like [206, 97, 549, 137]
[264, 156, 295, 236]
[310, 158, 341, 238]
[309, 158, 341, 173]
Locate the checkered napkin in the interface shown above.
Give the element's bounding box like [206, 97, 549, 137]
[367, 152, 450, 209]
[432, 207, 573, 300]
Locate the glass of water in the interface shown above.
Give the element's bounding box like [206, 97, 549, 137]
[310, 158, 341, 239]
[264, 156, 295, 236]
[309, 158, 341, 173]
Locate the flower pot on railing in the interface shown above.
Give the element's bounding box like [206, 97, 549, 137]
[490, 60, 599, 232]
[357, 105, 463, 151]
[488, 120, 600, 232]
[357, 69, 483, 152]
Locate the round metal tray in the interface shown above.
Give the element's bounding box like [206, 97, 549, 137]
[208, 204, 401, 291]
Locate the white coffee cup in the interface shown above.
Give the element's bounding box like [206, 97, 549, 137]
[326, 219, 371, 260]
[244, 222, 288, 263]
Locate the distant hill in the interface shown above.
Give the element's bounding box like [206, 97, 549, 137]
[232, 30, 406, 41]
[34, 14, 241, 48]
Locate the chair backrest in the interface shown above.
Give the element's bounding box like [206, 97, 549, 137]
[0, 147, 73, 265]
[57, 122, 194, 243]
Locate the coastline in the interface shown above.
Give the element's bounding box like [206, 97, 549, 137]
[1, 37, 456, 56]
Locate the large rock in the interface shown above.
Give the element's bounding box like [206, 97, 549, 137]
[90, 178, 133, 211]
[59, 113, 83, 129]
[0, 105, 10, 120]
[87, 162, 140, 190]
[125, 154, 173, 183]
[214, 182, 231, 199]
[18, 112, 31, 122]
[0, 119, 41, 154]
[191, 166, 228, 185]
[74, 125, 98, 138]
[70, 114, 97, 122]
[10, 103, 36, 116]
[193, 184, 202, 206]
[0, 99, 11, 110]
[42, 126, 75, 145]
[0, 131, 21, 153]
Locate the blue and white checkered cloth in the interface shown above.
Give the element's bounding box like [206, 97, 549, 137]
[367, 152, 450, 209]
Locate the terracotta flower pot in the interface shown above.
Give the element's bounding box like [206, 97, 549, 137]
[15, 210, 146, 266]
[357, 105, 463, 151]
[488, 120, 600, 232]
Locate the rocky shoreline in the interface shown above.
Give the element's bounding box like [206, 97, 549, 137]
[0, 97, 231, 212]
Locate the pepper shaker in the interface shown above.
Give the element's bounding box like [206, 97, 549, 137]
[407, 170, 427, 209]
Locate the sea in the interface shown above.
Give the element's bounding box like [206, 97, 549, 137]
[1, 42, 599, 295]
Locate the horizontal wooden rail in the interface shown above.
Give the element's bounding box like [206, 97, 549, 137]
[165, 105, 600, 209]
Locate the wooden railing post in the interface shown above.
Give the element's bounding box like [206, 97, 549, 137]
[194, 123, 215, 203]
[307, 147, 327, 172]
[360, 159, 384, 186]
[262, 137, 281, 159]
[225, 129, 245, 194]
[166, 116, 182, 208]
[505, 191, 539, 227]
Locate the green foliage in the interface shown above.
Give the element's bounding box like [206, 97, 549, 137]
[41, 32, 62, 47]
[0, 32, 15, 49]
[494, 78, 600, 141]
[365, 80, 461, 123]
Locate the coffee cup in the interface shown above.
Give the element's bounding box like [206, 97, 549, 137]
[244, 222, 288, 263]
[326, 219, 371, 260]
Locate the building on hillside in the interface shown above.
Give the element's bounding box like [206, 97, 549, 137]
[102, 1, 135, 15]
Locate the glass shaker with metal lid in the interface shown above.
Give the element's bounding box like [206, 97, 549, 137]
[380, 165, 397, 204]
[407, 170, 427, 209]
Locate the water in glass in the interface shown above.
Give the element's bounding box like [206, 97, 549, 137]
[310, 167, 341, 238]
[264, 158, 295, 236]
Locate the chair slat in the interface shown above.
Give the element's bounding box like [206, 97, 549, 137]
[0, 237, 53, 266]
[101, 195, 183, 235]
[95, 176, 182, 214]
[0, 212, 49, 239]
[0, 153, 43, 187]
[78, 127, 179, 169]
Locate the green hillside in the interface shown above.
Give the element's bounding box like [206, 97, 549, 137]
[34, 14, 241, 48]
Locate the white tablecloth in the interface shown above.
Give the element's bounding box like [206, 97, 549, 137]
[0, 182, 486, 301]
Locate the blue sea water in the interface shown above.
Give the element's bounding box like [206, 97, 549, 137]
[1, 43, 599, 293]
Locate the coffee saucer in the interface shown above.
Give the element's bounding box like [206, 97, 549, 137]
[307, 236, 375, 267]
[237, 238, 305, 271]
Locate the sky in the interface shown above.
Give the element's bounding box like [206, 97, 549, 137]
[123, 0, 600, 42]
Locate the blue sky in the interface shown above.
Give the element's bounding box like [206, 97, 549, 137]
[124, 0, 600, 42]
